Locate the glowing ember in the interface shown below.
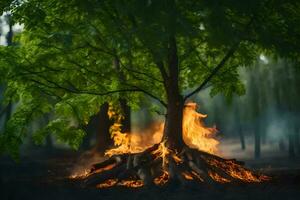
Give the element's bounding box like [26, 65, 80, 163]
[96, 179, 118, 188]
[182, 171, 194, 180]
[172, 154, 183, 164]
[203, 157, 270, 182]
[93, 163, 117, 174]
[154, 170, 169, 186]
[208, 171, 231, 183]
[191, 171, 204, 182]
[119, 180, 144, 188]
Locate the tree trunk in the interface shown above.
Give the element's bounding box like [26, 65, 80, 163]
[94, 103, 114, 153]
[81, 100, 130, 154]
[288, 131, 295, 158]
[80, 103, 114, 153]
[254, 123, 261, 159]
[43, 114, 53, 151]
[3, 14, 13, 127]
[163, 95, 184, 150]
[295, 127, 300, 154]
[162, 37, 185, 151]
[4, 102, 12, 126]
[239, 127, 246, 150]
[235, 103, 246, 150]
[119, 99, 131, 133]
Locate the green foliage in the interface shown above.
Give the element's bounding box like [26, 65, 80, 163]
[33, 118, 86, 149]
[0, 0, 300, 158]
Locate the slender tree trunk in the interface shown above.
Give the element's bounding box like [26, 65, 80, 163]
[254, 122, 261, 159]
[119, 99, 131, 133]
[93, 103, 114, 153]
[43, 114, 53, 151]
[295, 127, 300, 154]
[235, 104, 246, 150]
[4, 102, 12, 126]
[239, 126, 246, 150]
[3, 15, 13, 127]
[81, 100, 130, 154]
[279, 137, 286, 151]
[288, 131, 295, 158]
[80, 103, 114, 153]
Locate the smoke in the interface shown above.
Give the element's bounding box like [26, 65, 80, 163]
[195, 59, 300, 159]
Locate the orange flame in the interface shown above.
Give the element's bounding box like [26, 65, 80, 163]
[183, 102, 219, 154]
[105, 102, 218, 156]
[152, 140, 170, 168]
[182, 171, 194, 180]
[118, 180, 144, 188]
[208, 171, 231, 183]
[96, 179, 118, 188]
[154, 170, 169, 186]
[204, 157, 270, 183]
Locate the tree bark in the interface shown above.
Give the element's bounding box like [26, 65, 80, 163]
[235, 103, 246, 150]
[254, 123, 261, 159]
[239, 126, 246, 150]
[80, 103, 114, 153]
[163, 95, 184, 150]
[81, 100, 131, 154]
[119, 99, 131, 133]
[162, 37, 185, 151]
[288, 131, 295, 158]
[94, 103, 114, 153]
[295, 127, 300, 154]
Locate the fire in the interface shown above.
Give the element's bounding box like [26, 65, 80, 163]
[203, 157, 270, 183]
[96, 179, 118, 188]
[118, 180, 144, 188]
[208, 171, 231, 183]
[96, 179, 144, 188]
[93, 163, 116, 174]
[154, 170, 169, 186]
[77, 102, 270, 189]
[182, 171, 194, 180]
[106, 102, 219, 156]
[191, 171, 204, 182]
[105, 104, 163, 156]
[152, 140, 170, 168]
[183, 102, 219, 154]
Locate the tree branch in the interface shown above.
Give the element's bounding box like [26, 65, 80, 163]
[122, 64, 163, 83]
[184, 41, 240, 101]
[123, 83, 167, 107]
[184, 13, 258, 101]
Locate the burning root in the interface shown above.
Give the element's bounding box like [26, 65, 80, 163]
[72, 144, 270, 188]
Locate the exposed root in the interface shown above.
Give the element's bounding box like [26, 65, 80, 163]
[74, 144, 270, 188]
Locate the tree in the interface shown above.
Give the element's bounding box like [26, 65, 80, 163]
[0, 0, 299, 186]
[0, 13, 13, 137]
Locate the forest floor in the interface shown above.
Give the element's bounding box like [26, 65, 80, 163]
[0, 148, 300, 200]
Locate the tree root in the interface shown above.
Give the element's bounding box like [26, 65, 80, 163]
[76, 144, 270, 188]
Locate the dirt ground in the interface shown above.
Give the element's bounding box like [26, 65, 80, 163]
[1, 150, 300, 200]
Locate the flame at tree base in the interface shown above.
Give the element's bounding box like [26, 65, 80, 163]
[70, 102, 270, 188]
[72, 143, 270, 188]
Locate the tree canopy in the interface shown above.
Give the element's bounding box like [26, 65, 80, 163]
[0, 0, 300, 159]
